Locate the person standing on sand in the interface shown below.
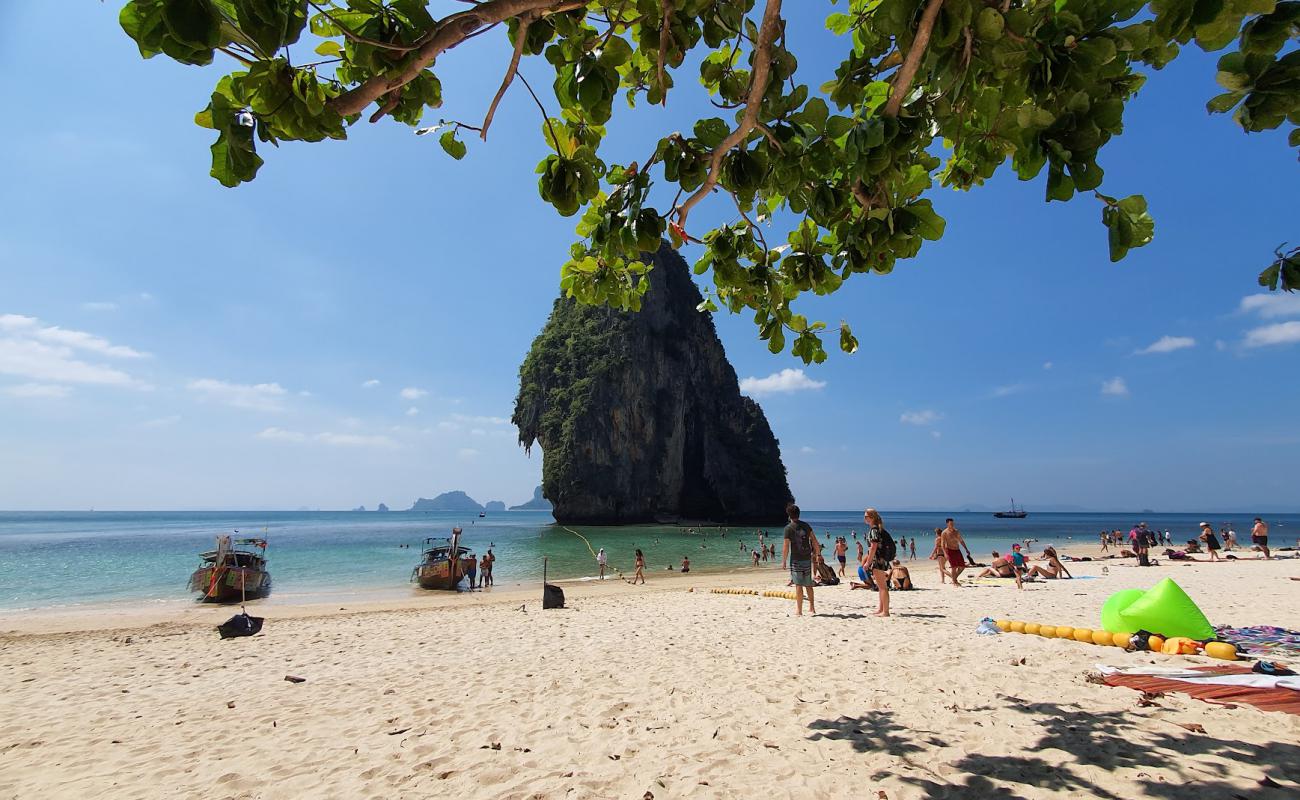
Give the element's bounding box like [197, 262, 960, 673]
[856, 539, 864, 563]
[929, 528, 949, 584]
[1100, 531, 1110, 552]
[597, 547, 608, 580]
[940, 518, 973, 586]
[781, 503, 818, 616]
[1198, 523, 1222, 561]
[631, 549, 646, 585]
[863, 508, 894, 616]
[909, 537, 917, 560]
[834, 537, 848, 577]
[1252, 517, 1271, 559]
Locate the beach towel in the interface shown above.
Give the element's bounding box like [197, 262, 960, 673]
[1214, 625, 1300, 662]
[1096, 664, 1300, 715]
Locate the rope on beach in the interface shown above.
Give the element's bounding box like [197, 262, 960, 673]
[558, 525, 634, 583]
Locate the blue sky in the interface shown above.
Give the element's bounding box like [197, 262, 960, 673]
[1, 3, 1296, 512]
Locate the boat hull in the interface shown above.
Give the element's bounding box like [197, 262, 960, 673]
[993, 512, 1028, 519]
[415, 560, 462, 591]
[189, 566, 272, 603]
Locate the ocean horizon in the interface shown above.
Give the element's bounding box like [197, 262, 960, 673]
[1, 509, 1293, 613]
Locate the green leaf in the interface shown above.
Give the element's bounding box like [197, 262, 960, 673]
[162, 0, 220, 48]
[315, 40, 342, 57]
[839, 323, 859, 354]
[439, 129, 467, 160]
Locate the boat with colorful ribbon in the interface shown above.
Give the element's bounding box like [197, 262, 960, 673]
[187, 534, 272, 603]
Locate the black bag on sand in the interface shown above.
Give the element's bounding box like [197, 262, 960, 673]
[218, 612, 264, 639]
[543, 583, 566, 609]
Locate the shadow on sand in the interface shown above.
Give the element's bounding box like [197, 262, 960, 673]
[807, 697, 1299, 799]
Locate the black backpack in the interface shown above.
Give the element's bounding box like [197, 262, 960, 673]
[876, 528, 897, 563]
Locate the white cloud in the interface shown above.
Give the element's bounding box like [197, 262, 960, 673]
[0, 314, 148, 359]
[257, 427, 397, 448]
[1101, 377, 1129, 396]
[799, 446, 816, 454]
[315, 432, 397, 448]
[1244, 321, 1300, 348]
[739, 368, 827, 396]
[457, 448, 479, 459]
[1134, 335, 1196, 355]
[990, 383, 1026, 398]
[931, 430, 942, 440]
[139, 414, 181, 428]
[138, 292, 155, 302]
[0, 314, 150, 388]
[450, 413, 510, 426]
[1240, 293, 1300, 319]
[900, 409, 943, 426]
[0, 338, 139, 386]
[362, 379, 380, 388]
[256, 426, 307, 442]
[1043, 361, 1053, 370]
[298, 390, 312, 397]
[82, 302, 118, 312]
[406, 407, 420, 417]
[2, 382, 70, 399]
[399, 387, 427, 400]
[1215, 340, 1227, 352]
[437, 420, 461, 432]
[188, 379, 288, 411]
[471, 428, 487, 436]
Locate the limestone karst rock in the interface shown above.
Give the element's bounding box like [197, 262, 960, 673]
[513, 245, 792, 524]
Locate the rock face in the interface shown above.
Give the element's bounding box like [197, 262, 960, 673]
[377, 503, 390, 513]
[484, 501, 507, 512]
[410, 491, 483, 512]
[509, 485, 554, 511]
[513, 244, 792, 525]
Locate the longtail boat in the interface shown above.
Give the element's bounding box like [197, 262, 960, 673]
[188, 534, 272, 603]
[412, 528, 475, 590]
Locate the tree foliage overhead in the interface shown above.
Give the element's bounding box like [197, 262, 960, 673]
[121, 0, 1300, 361]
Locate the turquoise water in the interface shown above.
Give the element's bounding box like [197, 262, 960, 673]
[0, 510, 1293, 610]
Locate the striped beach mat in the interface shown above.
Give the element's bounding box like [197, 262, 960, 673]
[1099, 665, 1300, 715]
[1214, 625, 1300, 661]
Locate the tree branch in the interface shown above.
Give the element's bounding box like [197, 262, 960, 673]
[883, 0, 944, 118]
[327, 0, 585, 119]
[658, 0, 672, 104]
[675, 0, 783, 232]
[480, 15, 533, 139]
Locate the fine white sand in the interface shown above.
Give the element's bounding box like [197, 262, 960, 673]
[2, 551, 1298, 798]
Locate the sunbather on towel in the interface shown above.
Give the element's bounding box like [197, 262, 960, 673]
[1026, 546, 1073, 579]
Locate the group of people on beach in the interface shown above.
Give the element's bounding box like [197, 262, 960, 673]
[1099, 518, 1274, 565]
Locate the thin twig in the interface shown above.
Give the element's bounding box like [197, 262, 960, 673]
[481, 16, 532, 139]
[675, 0, 784, 231]
[658, 0, 672, 104]
[883, 0, 944, 118]
[308, 1, 426, 53]
[516, 71, 561, 155]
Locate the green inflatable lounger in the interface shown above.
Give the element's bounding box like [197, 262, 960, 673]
[1100, 578, 1215, 640]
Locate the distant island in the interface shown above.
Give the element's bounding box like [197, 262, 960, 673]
[352, 505, 366, 512]
[410, 491, 484, 512]
[509, 485, 554, 511]
[484, 500, 506, 512]
[377, 503, 389, 512]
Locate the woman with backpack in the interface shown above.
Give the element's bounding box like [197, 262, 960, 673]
[864, 508, 896, 617]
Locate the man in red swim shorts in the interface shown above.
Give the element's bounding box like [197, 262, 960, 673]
[940, 518, 974, 586]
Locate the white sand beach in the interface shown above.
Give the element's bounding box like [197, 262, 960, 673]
[2, 552, 1298, 799]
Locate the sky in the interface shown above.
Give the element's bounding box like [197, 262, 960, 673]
[0, 4, 1297, 512]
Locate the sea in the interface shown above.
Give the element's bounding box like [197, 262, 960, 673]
[0, 510, 1294, 612]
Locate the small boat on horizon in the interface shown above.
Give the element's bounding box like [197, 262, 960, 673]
[188, 534, 271, 603]
[993, 499, 1028, 519]
[411, 529, 476, 590]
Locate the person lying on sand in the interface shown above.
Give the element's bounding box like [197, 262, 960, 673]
[889, 560, 913, 590]
[1026, 546, 1073, 579]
